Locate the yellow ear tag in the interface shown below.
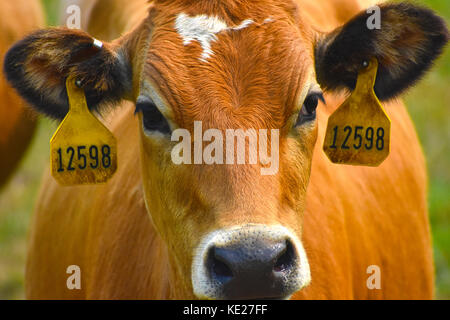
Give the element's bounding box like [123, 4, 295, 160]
[323, 58, 390, 166]
[50, 77, 117, 185]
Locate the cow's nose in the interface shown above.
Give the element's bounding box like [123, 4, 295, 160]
[205, 238, 297, 299]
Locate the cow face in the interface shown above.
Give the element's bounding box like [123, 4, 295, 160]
[4, 1, 448, 299]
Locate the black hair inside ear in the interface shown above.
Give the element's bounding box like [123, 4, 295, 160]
[314, 3, 449, 101]
[4, 33, 67, 119]
[3, 28, 132, 120]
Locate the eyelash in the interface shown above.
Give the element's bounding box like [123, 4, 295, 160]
[135, 98, 171, 135]
[295, 93, 325, 126]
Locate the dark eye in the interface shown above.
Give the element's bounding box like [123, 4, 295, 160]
[135, 95, 171, 135]
[295, 93, 325, 126]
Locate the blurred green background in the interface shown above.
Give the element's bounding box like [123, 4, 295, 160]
[0, 0, 448, 299]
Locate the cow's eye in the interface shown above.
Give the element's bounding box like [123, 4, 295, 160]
[295, 92, 325, 126]
[135, 96, 171, 135]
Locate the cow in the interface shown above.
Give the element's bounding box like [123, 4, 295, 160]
[60, 0, 149, 41]
[3, 0, 448, 299]
[0, 0, 43, 188]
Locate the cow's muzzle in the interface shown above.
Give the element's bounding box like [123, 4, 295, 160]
[192, 224, 311, 299]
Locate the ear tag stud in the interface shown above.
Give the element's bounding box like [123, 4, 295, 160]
[323, 58, 391, 166]
[50, 76, 117, 185]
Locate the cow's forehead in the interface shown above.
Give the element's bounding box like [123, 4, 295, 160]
[174, 13, 261, 62]
[140, 1, 314, 129]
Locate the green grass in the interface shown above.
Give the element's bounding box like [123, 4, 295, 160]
[0, 0, 448, 299]
[41, 0, 60, 26]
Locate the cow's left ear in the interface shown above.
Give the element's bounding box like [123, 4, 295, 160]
[314, 2, 449, 100]
[4, 28, 132, 119]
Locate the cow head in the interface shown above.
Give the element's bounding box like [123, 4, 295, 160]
[4, 1, 448, 299]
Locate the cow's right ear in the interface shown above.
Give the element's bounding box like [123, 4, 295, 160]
[3, 28, 132, 119]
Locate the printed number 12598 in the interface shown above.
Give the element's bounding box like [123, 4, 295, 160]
[56, 144, 112, 172]
[328, 126, 385, 151]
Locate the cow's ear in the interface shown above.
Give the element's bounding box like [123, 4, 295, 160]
[314, 3, 448, 100]
[4, 28, 132, 119]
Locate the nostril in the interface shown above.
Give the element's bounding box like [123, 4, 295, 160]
[273, 240, 296, 273]
[207, 247, 233, 282]
[212, 257, 233, 280]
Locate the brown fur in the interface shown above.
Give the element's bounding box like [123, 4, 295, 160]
[7, 0, 444, 299]
[0, 0, 43, 188]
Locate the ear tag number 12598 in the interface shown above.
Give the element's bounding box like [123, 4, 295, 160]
[323, 58, 391, 166]
[50, 76, 117, 185]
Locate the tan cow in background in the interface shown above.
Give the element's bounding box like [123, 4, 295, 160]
[60, 0, 149, 40]
[3, 0, 448, 299]
[0, 1, 44, 188]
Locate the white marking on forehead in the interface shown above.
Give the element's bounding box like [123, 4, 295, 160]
[175, 13, 254, 62]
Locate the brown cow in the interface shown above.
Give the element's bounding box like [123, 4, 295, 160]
[0, 1, 43, 188]
[3, 0, 448, 299]
[60, 0, 149, 40]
